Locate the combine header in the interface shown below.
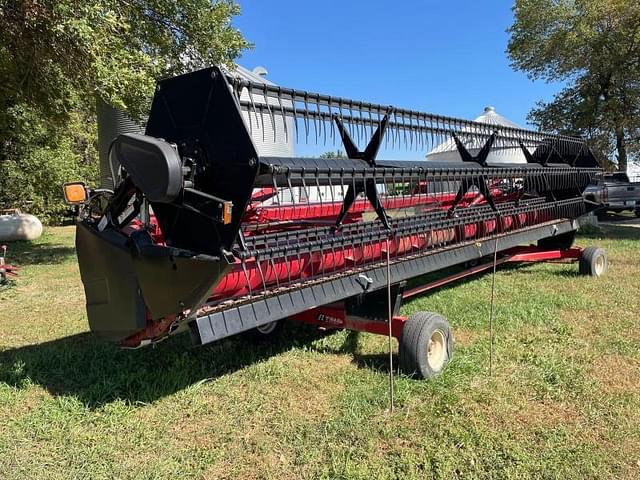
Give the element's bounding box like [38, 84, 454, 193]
[66, 66, 606, 378]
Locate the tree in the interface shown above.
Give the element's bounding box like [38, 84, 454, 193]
[0, 105, 99, 223]
[508, 0, 640, 171]
[320, 150, 347, 159]
[0, 0, 248, 123]
[0, 0, 249, 222]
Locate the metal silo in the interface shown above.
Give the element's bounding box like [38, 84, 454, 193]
[426, 106, 528, 164]
[96, 98, 145, 190]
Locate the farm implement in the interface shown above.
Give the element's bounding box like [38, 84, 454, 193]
[0, 244, 18, 284]
[66, 66, 606, 378]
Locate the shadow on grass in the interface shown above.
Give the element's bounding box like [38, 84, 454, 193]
[316, 329, 395, 374]
[541, 269, 582, 279]
[596, 212, 636, 222]
[499, 263, 583, 279]
[350, 353, 395, 374]
[6, 242, 76, 266]
[0, 323, 331, 409]
[579, 224, 640, 241]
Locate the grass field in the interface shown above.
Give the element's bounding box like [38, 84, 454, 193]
[1, 222, 639, 479]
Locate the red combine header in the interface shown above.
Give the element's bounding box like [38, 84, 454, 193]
[65, 66, 606, 378]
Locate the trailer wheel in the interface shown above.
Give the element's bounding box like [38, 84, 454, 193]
[537, 230, 576, 251]
[242, 320, 282, 341]
[399, 312, 453, 379]
[464, 258, 481, 269]
[579, 246, 607, 277]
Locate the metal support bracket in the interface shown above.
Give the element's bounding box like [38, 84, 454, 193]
[519, 142, 556, 203]
[452, 131, 496, 167]
[449, 132, 500, 216]
[183, 188, 233, 225]
[333, 113, 392, 230]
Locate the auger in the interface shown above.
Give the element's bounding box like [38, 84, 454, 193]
[64, 66, 607, 378]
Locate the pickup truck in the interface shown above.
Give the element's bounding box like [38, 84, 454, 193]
[584, 172, 640, 217]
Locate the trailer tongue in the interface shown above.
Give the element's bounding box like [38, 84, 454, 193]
[69, 66, 605, 378]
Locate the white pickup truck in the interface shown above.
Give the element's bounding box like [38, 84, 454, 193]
[584, 172, 640, 217]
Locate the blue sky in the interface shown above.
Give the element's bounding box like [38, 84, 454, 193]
[233, 0, 561, 131]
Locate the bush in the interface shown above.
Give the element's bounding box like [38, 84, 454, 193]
[0, 106, 99, 224]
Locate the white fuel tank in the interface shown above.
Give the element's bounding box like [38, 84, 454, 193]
[0, 211, 43, 241]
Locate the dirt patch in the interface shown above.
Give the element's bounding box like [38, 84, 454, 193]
[591, 354, 640, 395]
[453, 328, 480, 347]
[475, 388, 581, 432]
[507, 397, 579, 429]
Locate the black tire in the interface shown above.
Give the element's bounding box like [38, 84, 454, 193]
[537, 230, 576, 251]
[634, 209, 640, 218]
[463, 258, 481, 269]
[579, 246, 607, 277]
[241, 320, 282, 341]
[399, 312, 453, 379]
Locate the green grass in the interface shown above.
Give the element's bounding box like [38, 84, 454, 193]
[1, 224, 640, 479]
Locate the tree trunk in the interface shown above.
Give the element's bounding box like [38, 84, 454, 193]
[615, 126, 628, 172]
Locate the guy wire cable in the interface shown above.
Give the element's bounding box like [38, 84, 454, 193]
[386, 236, 395, 412]
[489, 235, 499, 376]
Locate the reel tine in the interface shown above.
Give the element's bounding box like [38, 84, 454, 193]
[278, 87, 288, 143]
[393, 110, 399, 149]
[361, 101, 368, 146]
[429, 116, 434, 151]
[243, 84, 253, 137]
[329, 98, 336, 145]
[402, 111, 408, 150]
[291, 89, 299, 144]
[321, 97, 327, 146]
[415, 112, 421, 151]
[262, 84, 276, 143]
[313, 93, 320, 144]
[248, 85, 260, 137]
[410, 112, 419, 151]
[367, 108, 373, 148]
[349, 100, 356, 146]
[304, 92, 310, 143]
[259, 98, 266, 143]
[421, 114, 427, 152]
[338, 98, 344, 145]
[354, 100, 361, 146]
[408, 112, 414, 151]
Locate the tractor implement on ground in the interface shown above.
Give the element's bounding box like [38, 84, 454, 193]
[67, 66, 606, 378]
[0, 244, 18, 284]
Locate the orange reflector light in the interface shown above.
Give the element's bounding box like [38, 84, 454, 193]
[63, 182, 87, 204]
[222, 201, 233, 225]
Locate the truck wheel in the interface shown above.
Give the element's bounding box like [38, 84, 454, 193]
[399, 312, 453, 379]
[579, 246, 607, 277]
